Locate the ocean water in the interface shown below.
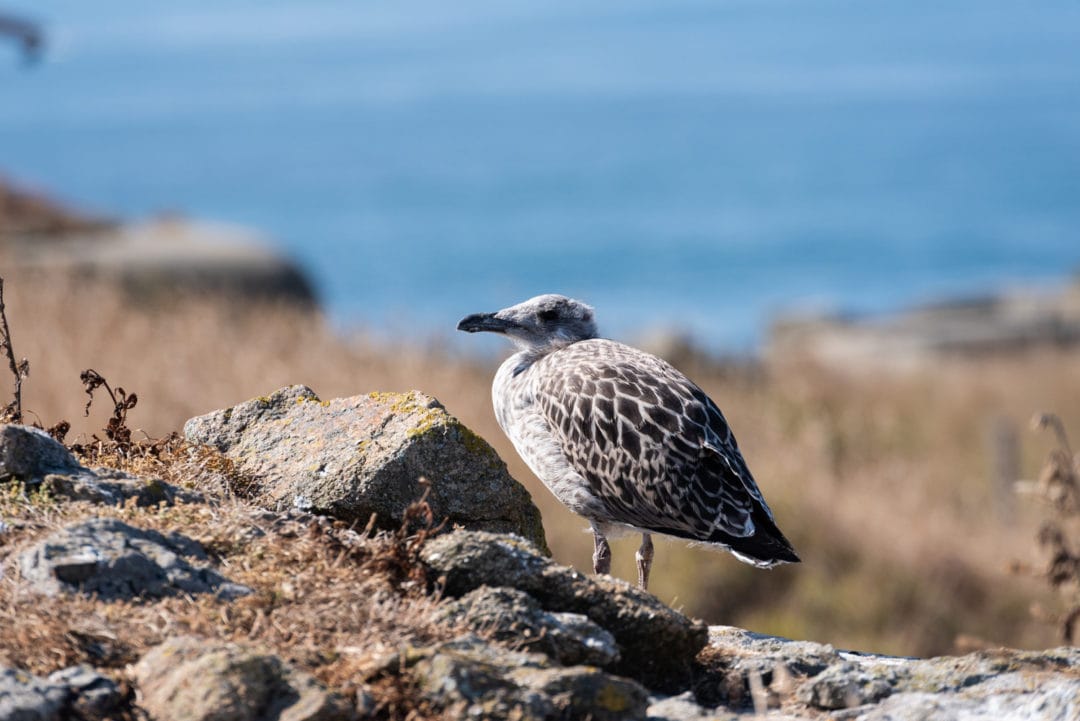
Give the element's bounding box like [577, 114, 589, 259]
[2, 0, 1079, 352]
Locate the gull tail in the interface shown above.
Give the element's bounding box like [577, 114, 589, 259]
[716, 504, 800, 568]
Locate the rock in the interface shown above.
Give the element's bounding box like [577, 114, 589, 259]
[132, 636, 350, 721]
[767, 280, 1080, 374]
[379, 636, 648, 721]
[183, 386, 547, 550]
[409, 641, 552, 721]
[842, 674, 1080, 721]
[9, 217, 317, 307]
[46, 666, 124, 720]
[702, 626, 1080, 719]
[17, 517, 252, 600]
[797, 663, 893, 710]
[421, 530, 707, 693]
[514, 666, 649, 721]
[894, 646, 1080, 694]
[0, 666, 69, 721]
[0, 665, 126, 721]
[0, 423, 198, 507]
[707, 625, 842, 679]
[0, 425, 82, 482]
[646, 692, 739, 721]
[39, 467, 201, 507]
[439, 586, 619, 667]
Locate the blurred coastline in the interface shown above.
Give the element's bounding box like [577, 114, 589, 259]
[5, 174, 1079, 370]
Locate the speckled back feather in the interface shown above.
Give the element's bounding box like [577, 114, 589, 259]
[531, 339, 797, 564]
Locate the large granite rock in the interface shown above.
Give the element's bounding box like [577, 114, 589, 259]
[17, 517, 252, 600]
[183, 386, 547, 550]
[420, 530, 707, 693]
[132, 636, 350, 721]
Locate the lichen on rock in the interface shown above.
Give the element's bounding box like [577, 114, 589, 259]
[438, 585, 620, 667]
[132, 636, 350, 721]
[421, 529, 708, 694]
[0, 423, 198, 507]
[368, 636, 649, 721]
[183, 386, 548, 551]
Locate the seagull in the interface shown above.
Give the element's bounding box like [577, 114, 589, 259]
[458, 294, 799, 590]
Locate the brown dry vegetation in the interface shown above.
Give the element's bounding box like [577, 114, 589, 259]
[2, 268, 1077, 658]
[0, 453, 458, 719]
[1011, 414, 1080, 644]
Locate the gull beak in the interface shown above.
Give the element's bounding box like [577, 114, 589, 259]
[457, 312, 517, 334]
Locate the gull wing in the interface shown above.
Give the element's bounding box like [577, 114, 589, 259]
[533, 339, 765, 540]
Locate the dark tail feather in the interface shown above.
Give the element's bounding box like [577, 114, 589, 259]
[714, 504, 800, 567]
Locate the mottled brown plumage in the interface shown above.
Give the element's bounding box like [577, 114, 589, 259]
[458, 294, 798, 589]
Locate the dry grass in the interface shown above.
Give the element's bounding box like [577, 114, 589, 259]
[1, 269, 1077, 657]
[1011, 414, 1080, 643]
[0, 471, 458, 719]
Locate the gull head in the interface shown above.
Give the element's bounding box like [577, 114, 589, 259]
[457, 294, 598, 351]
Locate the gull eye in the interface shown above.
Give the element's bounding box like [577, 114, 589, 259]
[537, 309, 559, 323]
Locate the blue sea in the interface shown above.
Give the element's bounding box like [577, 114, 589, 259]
[2, 0, 1079, 352]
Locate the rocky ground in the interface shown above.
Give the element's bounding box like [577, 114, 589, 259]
[1, 386, 1077, 720]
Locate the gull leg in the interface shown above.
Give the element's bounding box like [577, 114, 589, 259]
[592, 526, 612, 576]
[636, 533, 654, 589]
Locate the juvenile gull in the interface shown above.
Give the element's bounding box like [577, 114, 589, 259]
[458, 294, 799, 589]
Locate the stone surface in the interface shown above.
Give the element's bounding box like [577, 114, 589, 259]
[0, 423, 198, 507]
[439, 586, 619, 667]
[841, 674, 1080, 721]
[374, 636, 649, 721]
[40, 467, 201, 507]
[0, 666, 69, 721]
[421, 530, 707, 693]
[133, 636, 349, 721]
[797, 663, 893, 710]
[46, 666, 124, 720]
[697, 626, 1080, 720]
[646, 692, 740, 721]
[514, 666, 650, 721]
[707, 625, 843, 680]
[183, 386, 547, 550]
[0, 425, 83, 483]
[17, 516, 252, 600]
